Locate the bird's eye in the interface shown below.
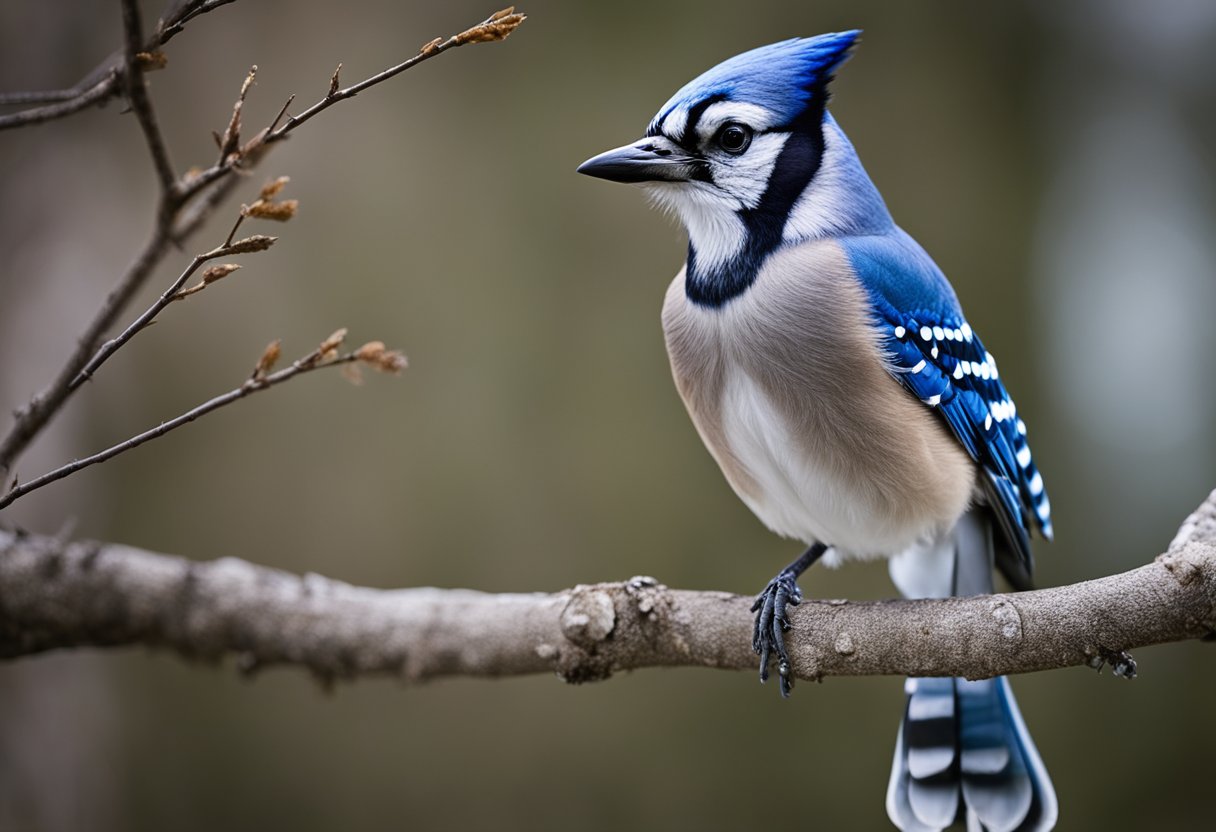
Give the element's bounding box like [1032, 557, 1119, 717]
[716, 124, 752, 155]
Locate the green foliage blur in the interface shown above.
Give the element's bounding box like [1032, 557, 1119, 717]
[2, 1, 1214, 830]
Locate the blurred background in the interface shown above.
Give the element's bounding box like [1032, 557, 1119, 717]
[2, 1, 1214, 829]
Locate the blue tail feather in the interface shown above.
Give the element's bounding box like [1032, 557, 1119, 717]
[886, 512, 1056, 831]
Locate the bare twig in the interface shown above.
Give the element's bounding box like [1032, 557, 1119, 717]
[0, 332, 405, 510]
[0, 0, 240, 131]
[1, 490, 1213, 685]
[0, 7, 526, 484]
[0, 72, 121, 130]
[121, 0, 177, 193]
[173, 7, 527, 206]
[70, 228, 277, 390]
[157, 0, 241, 41]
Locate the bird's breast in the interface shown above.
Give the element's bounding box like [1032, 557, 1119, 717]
[661, 239, 975, 560]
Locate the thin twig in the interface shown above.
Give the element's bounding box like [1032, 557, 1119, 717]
[0, 72, 120, 130]
[0, 334, 403, 511]
[70, 230, 276, 390]
[0, 0, 238, 132]
[270, 8, 526, 140]
[157, 0, 241, 41]
[174, 8, 527, 204]
[121, 0, 177, 193]
[0, 7, 525, 484]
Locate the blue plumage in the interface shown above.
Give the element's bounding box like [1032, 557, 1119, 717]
[648, 32, 860, 136]
[842, 232, 1053, 580]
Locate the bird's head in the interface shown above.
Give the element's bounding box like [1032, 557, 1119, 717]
[578, 31, 861, 245]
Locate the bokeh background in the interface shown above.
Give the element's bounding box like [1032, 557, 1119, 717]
[2, 1, 1215, 830]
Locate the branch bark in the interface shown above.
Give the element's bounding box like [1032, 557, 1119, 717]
[3, 491, 1213, 686]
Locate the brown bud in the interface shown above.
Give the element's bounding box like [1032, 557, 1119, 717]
[136, 51, 168, 71]
[420, 36, 444, 56]
[255, 339, 281, 379]
[245, 199, 298, 221]
[356, 341, 408, 374]
[224, 235, 277, 254]
[454, 10, 526, 46]
[202, 263, 241, 284]
[318, 328, 348, 362]
[260, 176, 290, 200]
[328, 63, 342, 97]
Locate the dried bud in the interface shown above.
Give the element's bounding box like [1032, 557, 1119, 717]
[224, 234, 277, 254]
[202, 263, 241, 284]
[255, 339, 281, 379]
[137, 51, 168, 71]
[420, 36, 444, 56]
[355, 341, 386, 362]
[356, 341, 408, 374]
[245, 199, 298, 221]
[219, 66, 257, 160]
[318, 328, 348, 362]
[260, 176, 290, 200]
[454, 9, 526, 46]
[328, 63, 342, 97]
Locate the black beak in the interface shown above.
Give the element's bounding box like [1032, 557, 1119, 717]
[577, 136, 698, 184]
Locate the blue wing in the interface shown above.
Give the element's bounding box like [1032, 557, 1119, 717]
[840, 232, 1052, 578]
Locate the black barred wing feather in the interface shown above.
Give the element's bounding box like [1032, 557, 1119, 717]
[869, 295, 1052, 580]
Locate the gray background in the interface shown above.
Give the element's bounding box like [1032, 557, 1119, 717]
[2, 1, 1215, 829]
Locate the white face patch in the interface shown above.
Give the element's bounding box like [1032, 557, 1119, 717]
[659, 107, 690, 144]
[642, 181, 747, 270]
[710, 132, 789, 209]
[641, 102, 788, 271]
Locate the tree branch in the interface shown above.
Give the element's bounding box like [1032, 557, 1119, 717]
[2, 491, 1213, 686]
[0, 6, 527, 485]
[0, 0, 234, 131]
[121, 0, 177, 193]
[0, 331, 405, 510]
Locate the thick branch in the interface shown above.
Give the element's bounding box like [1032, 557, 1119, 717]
[2, 492, 1213, 686]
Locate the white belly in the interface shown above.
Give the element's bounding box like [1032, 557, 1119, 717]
[719, 361, 932, 564]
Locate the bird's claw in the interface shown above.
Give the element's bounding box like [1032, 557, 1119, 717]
[751, 571, 803, 698]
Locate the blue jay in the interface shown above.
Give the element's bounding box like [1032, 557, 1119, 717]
[578, 32, 1057, 831]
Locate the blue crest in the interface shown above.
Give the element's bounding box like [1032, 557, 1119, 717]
[649, 31, 861, 133]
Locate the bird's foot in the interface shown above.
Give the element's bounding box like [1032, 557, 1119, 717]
[750, 571, 803, 698]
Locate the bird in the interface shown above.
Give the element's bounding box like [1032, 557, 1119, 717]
[577, 31, 1058, 832]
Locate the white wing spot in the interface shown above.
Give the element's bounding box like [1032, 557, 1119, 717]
[984, 414, 993, 430]
[1029, 471, 1044, 496]
[1016, 445, 1032, 468]
[932, 326, 944, 341]
[961, 322, 973, 341]
[1017, 419, 1027, 436]
[953, 363, 964, 379]
[925, 394, 941, 406]
[931, 346, 939, 359]
[910, 360, 926, 374]
[894, 325, 906, 339]
[920, 326, 933, 341]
